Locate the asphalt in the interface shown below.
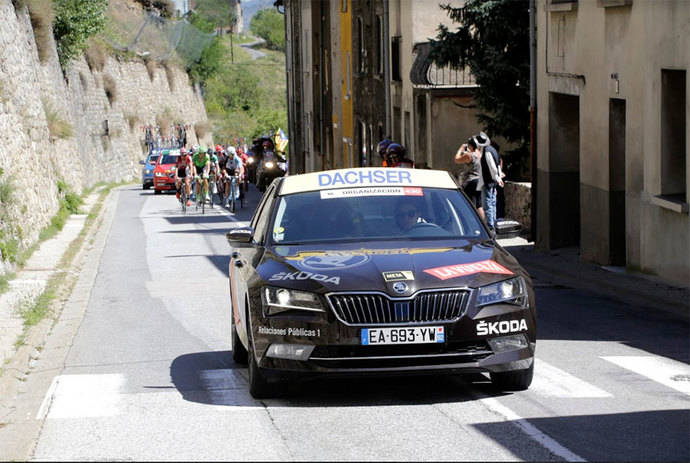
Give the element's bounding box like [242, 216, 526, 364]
[0, 179, 687, 429]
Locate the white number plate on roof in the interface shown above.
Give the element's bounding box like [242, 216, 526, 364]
[280, 168, 457, 195]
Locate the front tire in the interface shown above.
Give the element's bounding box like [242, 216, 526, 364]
[154, 188, 161, 195]
[247, 333, 274, 399]
[231, 320, 248, 364]
[490, 362, 534, 391]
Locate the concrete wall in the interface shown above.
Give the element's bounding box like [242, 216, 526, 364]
[0, 3, 211, 275]
[536, 0, 689, 287]
[392, 0, 465, 159]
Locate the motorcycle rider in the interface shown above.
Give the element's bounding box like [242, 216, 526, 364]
[386, 143, 415, 168]
[377, 139, 393, 167]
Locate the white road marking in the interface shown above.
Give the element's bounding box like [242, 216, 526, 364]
[36, 375, 60, 420]
[480, 397, 587, 462]
[531, 359, 612, 398]
[602, 355, 690, 396]
[38, 374, 126, 419]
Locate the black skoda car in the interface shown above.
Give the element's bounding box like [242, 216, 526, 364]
[227, 167, 536, 398]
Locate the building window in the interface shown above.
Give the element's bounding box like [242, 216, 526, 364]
[359, 120, 368, 166]
[376, 15, 384, 76]
[357, 17, 366, 74]
[660, 69, 687, 202]
[391, 36, 401, 82]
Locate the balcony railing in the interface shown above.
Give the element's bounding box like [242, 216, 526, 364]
[410, 42, 476, 88]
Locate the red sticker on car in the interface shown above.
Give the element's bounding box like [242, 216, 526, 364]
[423, 260, 513, 280]
[403, 187, 423, 196]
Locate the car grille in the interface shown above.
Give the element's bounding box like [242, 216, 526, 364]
[327, 290, 470, 325]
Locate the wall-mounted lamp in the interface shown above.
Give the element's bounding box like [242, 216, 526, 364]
[610, 72, 620, 94]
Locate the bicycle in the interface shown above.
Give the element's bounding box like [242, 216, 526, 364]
[178, 182, 187, 214]
[195, 174, 209, 214]
[208, 172, 217, 209]
[227, 172, 241, 213]
[240, 172, 248, 208]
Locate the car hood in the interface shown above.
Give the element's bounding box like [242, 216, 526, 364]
[258, 240, 527, 296]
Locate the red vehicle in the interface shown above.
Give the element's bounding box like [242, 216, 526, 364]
[153, 150, 180, 194]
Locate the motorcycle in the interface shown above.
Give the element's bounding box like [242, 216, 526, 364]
[257, 152, 287, 192]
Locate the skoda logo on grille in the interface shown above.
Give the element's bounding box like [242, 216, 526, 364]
[392, 282, 408, 294]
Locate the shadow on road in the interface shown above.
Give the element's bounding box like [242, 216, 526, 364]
[170, 351, 507, 407]
[474, 409, 689, 462]
[164, 254, 229, 276]
[535, 286, 689, 364]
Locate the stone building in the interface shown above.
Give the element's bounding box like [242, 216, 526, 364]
[282, 0, 481, 174]
[536, 0, 689, 286]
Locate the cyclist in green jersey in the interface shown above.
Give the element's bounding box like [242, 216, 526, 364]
[192, 145, 211, 202]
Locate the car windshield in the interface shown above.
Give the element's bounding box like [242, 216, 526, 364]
[271, 188, 488, 244]
[159, 154, 178, 164]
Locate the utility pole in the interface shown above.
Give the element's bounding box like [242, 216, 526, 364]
[229, 11, 235, 63]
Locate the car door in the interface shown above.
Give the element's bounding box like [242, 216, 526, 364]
[230, 184, 278, 346]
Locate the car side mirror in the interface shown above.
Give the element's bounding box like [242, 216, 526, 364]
[139, 160, 145, 165]
[226, 227, 254, 245]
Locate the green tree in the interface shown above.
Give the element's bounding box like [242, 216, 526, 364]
[187, 36, 223, 87]
[250, 8, 285, 51]
[53, 0, 108, 68]
[193, 0, 237, 29]
[429, 0, 530, 177]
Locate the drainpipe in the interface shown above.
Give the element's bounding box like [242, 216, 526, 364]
[383, 0, 391, 137]
[529, 0, 537, 242]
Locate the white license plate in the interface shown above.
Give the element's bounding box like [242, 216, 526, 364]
[361, 326, 445, 345]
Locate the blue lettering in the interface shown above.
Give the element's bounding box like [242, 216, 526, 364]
[344, 171, 358, 184]
[359, 170, 373, 184]
[373, 170, 386, 183]
[386, 170, 400, 183]
[318, 173, 331, 186]
[332, 172, 345, 185]
[399, 170, 412, 183]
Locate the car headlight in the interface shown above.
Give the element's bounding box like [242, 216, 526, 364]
[146, 169, 152, 174]
[248, 157, 255, 164]
[264, 161, 275, 169]
[477, 277, 527, 307]
[155, 172, 165, 177]
[262, 287, 324, 316]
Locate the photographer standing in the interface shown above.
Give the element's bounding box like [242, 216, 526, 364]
[454, 137, 485, 223]
[474, 132, 503, 233]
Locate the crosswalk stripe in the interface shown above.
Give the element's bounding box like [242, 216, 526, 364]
[601, 356, 690, 396]
[38, 374, 125, 419]
[531, 359, 612, 398]
[480, 397, 587, 462]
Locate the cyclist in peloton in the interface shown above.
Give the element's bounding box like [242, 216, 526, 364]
[192, 145, 211, 202]
[223, 146, 245, 207]
[175, 147, 193, 206]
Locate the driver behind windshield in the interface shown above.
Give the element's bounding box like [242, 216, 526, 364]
[394, 198, 427, 233]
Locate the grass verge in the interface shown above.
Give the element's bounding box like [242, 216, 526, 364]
[10, 182, 127, 339]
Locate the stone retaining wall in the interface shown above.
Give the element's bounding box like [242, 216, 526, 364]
[504, 181, 531, 232]
[0, 3, 212, 274]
